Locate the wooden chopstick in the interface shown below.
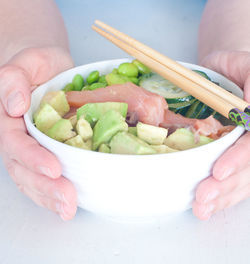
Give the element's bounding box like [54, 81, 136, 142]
[92, 22, 250, 130]
[94, 20, 248, 113]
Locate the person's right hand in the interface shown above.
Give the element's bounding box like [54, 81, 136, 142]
[0, 47, 78, 220]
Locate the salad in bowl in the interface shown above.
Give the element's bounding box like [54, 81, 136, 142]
[24, 58, 244, 221]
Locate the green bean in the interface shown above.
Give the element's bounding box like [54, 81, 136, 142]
[87, 70, 99, 84]
[63, 83, 75, 92]
[89, 82, 106, 90]
[118, 62, 138, 77]
[132, 60, 151, 75]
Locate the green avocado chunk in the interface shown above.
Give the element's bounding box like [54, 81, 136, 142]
[76, 117, 93, 141]
[98, 143, 111, 153]
[164, 128, 213, 150]
[128, 126, 137, 136]
[65, 135, 91, 150]
[136, 122, 168, 145]
[40, 91, 70, 116]
[47, 119, 76, 142]
[151, 144, 178, 153]
[110, 131, 156, 155]
[34, 103, 61, 133]
[77, 102, 128, 127]
[92, 110, 128, 150]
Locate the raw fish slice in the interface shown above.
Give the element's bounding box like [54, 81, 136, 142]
[193, 116, 224, 136]
[66, 82, 168, 126]
[161, 109, 225, 137]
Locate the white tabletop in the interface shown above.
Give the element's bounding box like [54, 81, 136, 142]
[1, 0, 250, 263]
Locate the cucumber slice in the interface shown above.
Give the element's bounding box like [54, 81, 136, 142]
[192, 70, 211, 81]
[185, 101, 209, 119]
[168, 98, 196, 114]
[139, 72, 194, 104]
[185, 100, 220, 119]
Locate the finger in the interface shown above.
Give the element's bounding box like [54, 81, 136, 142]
[6, 158, 77, 220]
[0, 103, 62, 178]
[212, 132, 250, 180]
[18, 184, 62, 214]
[201, 50, 250, 88]
[212, 184, 250, 213]
[0, 127, 62, 179]
[196, 165, 250, 204]
[0, 47, 73, 117]
[8, 47, 74, 86]
[192, 200, 215, 220]
[243, 74, 250, 102]
[0, 64, 31, 116]
[193, 184, 250, 220]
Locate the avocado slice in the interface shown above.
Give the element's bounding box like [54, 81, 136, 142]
[34, 103, 61, 133]
[98, 143, 111, 153]
[151, 144, 178, 153]
[65, 135, 91, 150]
[47, 119, 76, 142]
[128, 126, 137, 136]
[92, 110, 128, 150]
[76, 117, 93, 141]
[68, 115, 77, 129]
[164, 128, 213, 150]
[110, 131, 156, 155]
[137, 122, 168, 145]
[40, 91, 70, 116]
[77, 102, 128, 127]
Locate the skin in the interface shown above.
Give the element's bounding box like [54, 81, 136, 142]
[193, 0, 250, 220]
[0, 0, 77, 220]
[1, 0, 249, 221]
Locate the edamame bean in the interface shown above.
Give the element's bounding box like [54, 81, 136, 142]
[105, 72, 130, 86]
[129, 77, 139, 85]
[118, 62, 138, 77]
[63, 83, 74, 92]
[132, 60, 151, 75]
[87, 70, 99, 84]
[81, 85, 90, 91]
[89, 82, 106, 90]
[72, 74, 84, 91]
[98, 75, 107, 84]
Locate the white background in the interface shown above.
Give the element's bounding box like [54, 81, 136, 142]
[0, 0, 250, 263]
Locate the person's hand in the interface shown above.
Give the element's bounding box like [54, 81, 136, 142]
[193, 50, 250, 220]
[0, 47, 78, 220]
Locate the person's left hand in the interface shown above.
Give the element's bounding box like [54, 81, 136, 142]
[192, 50, 250, 220]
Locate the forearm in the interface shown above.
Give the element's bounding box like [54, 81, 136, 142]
[0, 0, 69, 65]
[198, 0, 250, 62]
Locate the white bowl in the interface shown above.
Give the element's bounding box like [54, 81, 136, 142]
[24, 58, 245, 221]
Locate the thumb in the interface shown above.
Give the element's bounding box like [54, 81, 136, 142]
[200, 50, 250, 101]
[0, 47, 73, 117]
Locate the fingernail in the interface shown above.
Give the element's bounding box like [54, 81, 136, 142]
[7, 91, 25, 116]
[219, 168, 234, 180]
[202, 204, 215, 218]
[38, 166, 54, 178]
[203, 190, 219, 203]
[60, 204, 73, 221]
[55, 202, 63, 214]
[54, 191, 70, 206]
